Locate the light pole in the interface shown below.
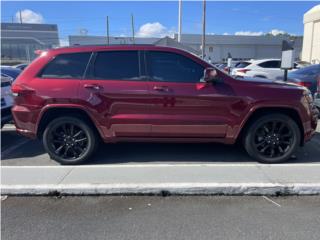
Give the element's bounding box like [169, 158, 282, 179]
[201, 0, 206, 59]
[178, 0, 182, 42]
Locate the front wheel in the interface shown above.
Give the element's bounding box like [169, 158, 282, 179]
[244, 114, 301, 163]
[43, 117, 97, 165]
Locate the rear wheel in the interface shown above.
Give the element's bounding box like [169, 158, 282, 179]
[244, 114, 300, 163]
[43, 117, 97, 165]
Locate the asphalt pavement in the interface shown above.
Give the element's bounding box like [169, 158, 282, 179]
[1, 122, 320, 166]
[2, 196, 320, 240]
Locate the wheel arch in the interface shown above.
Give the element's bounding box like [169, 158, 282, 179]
[36, 106, 102, 139]
[237, 107, 304, 146]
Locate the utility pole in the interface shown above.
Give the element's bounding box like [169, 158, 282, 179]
[201, 0, 206, 59]
[19, 10, 23, 24]
[178, 0, 182, 42]
[131, 14, 135, 44]
[106, 16, 110, 45]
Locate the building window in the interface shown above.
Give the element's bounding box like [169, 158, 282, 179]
[209, 46, 213, 52]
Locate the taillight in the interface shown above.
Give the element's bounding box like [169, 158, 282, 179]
[11, 84, 35, 96]
[296, 81, 312, 88]
[237, 69, 251, 73]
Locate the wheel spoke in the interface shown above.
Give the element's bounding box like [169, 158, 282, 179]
[73, 130, 83, 138]
[55, 145, 64, 154]
[75, 138, 87, 143]
[269, 147, 275, 158]
[63, 146, 70, 157]
[70, 124, 74, 136]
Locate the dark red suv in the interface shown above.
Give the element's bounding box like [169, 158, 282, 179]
[11, 45, 318, 164]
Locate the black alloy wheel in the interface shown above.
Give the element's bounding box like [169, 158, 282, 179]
[43, 117, 97, 165]
[244, 114, 300, 163]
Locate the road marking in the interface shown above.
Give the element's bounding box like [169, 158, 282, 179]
[262, 196, 281, 207]
[2, 124, 16, 130]
[1, 139, 30, 158]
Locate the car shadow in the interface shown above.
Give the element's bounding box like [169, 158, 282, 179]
[1, 130, 320, 165]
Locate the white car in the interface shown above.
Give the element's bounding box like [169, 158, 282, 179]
[1, 73, 14, 127]
[231, 59, 287, 80]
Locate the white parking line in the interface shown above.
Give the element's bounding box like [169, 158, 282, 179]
[2, 124, 16, 130]
[262, 196, 282, 207]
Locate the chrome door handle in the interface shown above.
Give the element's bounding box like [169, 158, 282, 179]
[84, 84, 103, 91]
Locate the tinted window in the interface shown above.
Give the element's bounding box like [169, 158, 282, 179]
[92, 51, 140, 80]
[258, 60, 281, 68]
[235, 62, 251, 68]
[40, 52, 91, 79]
[147, 51, 204, 83]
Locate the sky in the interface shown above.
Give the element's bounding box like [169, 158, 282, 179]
[1, 1, 319, 45]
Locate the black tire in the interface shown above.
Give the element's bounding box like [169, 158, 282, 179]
[244, 114, 300, 163]
[43, 116, 97, 165]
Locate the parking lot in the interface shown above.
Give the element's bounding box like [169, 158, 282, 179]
[2, 121, 320, 166]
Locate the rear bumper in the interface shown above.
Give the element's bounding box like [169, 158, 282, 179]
[11, 105, 38, 139]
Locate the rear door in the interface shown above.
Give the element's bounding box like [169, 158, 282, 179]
[79, 50, 151, 138]
[145, 50, 232, 138]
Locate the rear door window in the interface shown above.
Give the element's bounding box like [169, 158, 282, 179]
[258, 60, 281, 68]
[146, 51, 205, 83]
[91, 51, 141, 80]
[40, 52, 91, 79]
[235, 62, 251, 68]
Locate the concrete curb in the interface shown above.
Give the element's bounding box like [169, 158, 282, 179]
[2, 183, 320, 196]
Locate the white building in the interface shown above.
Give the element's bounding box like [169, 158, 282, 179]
[69, 34, 302, 63]
[302, 4, 320, 64]
[174, 34, 302, 62]
[69, 35, 159, 45]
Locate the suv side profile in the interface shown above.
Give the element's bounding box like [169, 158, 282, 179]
[11, 45, 318, 164]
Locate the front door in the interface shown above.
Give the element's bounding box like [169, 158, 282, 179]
[79, 50, 151, 138]
[145, 50, 235, 138]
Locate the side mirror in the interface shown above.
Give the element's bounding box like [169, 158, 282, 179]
[203, 67, 218, 83]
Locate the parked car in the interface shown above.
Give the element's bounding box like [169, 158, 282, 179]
[231, 59, 282, 79]
[287, 64, 320, 94]
[287, 64, 320, 111]
[294, 61, 311, 69]
[14, 63, 29, 71]
[1, 73, 14, 127]
[1, 66, 22, 79]
[11, 45, 318, 164]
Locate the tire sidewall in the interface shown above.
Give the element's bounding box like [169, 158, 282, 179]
[244, 114, 300, 163]
[43, 117, 96, 165]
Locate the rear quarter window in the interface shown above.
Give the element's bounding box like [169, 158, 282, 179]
[39, 52, 91, 79]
